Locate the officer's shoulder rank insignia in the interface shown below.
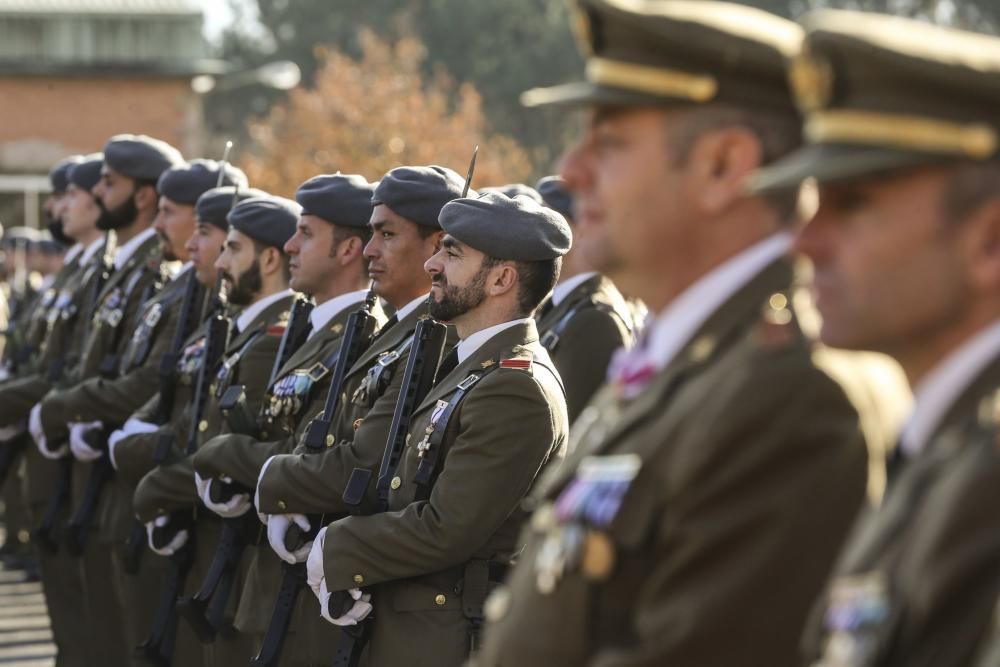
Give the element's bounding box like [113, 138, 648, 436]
[500, 346, 533, 372]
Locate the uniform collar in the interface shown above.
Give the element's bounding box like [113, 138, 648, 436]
[113, 226, 156, 270]
[551, 271, 598, 307]
[79, 236, 104, 265]
[63, 243, 83, 265]
[900, 317, 1000, 458]
[393, 293, 430, 323]
[236, 288, 294, 333]
[457, 317, 533, 364]
[642, 232, 791, 374]
[308, 288, 368, 338]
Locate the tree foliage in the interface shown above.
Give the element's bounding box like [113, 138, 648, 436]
[240, 30, 533, 197]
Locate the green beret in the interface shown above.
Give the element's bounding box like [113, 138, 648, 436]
[68, 154, 105, 192]
[372, 165, 470, 228]
[754, 11, 1000, 191]
[439, 192, 572, 262]
[196, 186, 268, 231]
[226, 195, 300, 249]
[49, 155, 85, 193]
[296, 174, 375, 229]
[103, 134, 184, 182]
[535, 176, 574, 221]
[480, 184, 544, 204]
[522, 0, 801, 113]
[157, 159, 248, 205]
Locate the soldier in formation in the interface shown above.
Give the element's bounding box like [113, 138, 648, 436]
[1, 2, 999, 666]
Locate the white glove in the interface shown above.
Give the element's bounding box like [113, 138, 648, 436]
[267, 513, 312, 564]
[319, 582, 373, 627]
[254, 455, 279, 524]
[69, 421, 104, 462]
[108, 418, 159, 470]
[29, 403, 44, 445]
[0, 424, 24, 442]
[195, 472, 252, 518]
[145, 515, 189, 556]
[306, 525, 328, 597]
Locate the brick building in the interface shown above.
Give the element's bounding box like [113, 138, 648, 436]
[0, 0, 218, 228]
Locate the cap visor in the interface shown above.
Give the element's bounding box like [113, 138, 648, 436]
[521, 81, 686, 108]
[751, 144, 955, 193]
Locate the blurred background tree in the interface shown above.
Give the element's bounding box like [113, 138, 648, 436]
[205, 0, 998, 182]
[239, 30, 532, 195]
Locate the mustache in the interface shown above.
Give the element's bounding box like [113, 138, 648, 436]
[432, 275, 447, 286]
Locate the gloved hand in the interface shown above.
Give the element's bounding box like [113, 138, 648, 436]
[195, 472, 251, 518]
[254, 455, 280, 524]
[29, 403, 45, 444]
[68, 421, 104, 462]
[108, 418, 159, 470]
[267, 513, 312, 564]
[319, 583, 372, 627]
[146, 515, 189, 556]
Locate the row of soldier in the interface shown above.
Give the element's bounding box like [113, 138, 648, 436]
[3, 1, 1000, 666]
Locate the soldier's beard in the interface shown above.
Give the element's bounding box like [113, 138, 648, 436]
[158, 231, 177, 262]
[428, 268, 488, 322]
[46, 215, 73, 246]
[226, 259, 262, 307]
[96, 192, 138, 231]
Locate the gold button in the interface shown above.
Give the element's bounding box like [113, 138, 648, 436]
[434, 594, 446, 606]
[353, 574, 364, 585]
[277, 500, 287, 511]
[326, 434, 335, 447]
[198, 420, 208, 432]
[390, 476, 401, 490]
[261, 430, 269, 439]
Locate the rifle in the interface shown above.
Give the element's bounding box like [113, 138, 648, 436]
[137, 272, 231, 667]
[177, 295, 315, 643]
[323, 315, 448, 667]
[32, 244, 113, 553]
[302, 291, 380, 451]
[120, 270, 207, 575]
[58, 234, 117, 557]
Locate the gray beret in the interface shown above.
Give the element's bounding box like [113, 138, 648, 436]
[49, 155, 85, 193]
[103, 134, 184, 182]
[536, 176, 574, 222]
[68, 154, 105, 192]
[296, 174, 375, 229]
[196, 186, 268, 230]
[481, 183, 544, 204]
[439, 192, 572, 261]
[226, 195, 301, 249]
[371, 165, 470, 228]
[157, 159, 248, 205]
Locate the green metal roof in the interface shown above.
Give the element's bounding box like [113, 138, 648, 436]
[0, 0, 210, 74]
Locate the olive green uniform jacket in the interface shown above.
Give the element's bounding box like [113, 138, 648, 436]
[255, 302, 458, 516]
[473, 259, 872, 667]
[535, 274, 634, 423]
[320, 319, 568, 667]
[0, 247, 102, 429]
[804, 358, 1000, 667]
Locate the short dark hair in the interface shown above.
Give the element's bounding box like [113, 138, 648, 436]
[943, 160, 1000, 223]
[251, 237, 292, 283]
[331, 223, 373, 273]
[667, 104, 802, 224]
[481, 254, 562, 317]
